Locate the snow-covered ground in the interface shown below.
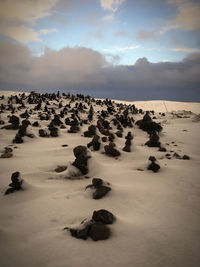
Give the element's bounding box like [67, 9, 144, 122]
[0, 91, 200, 267]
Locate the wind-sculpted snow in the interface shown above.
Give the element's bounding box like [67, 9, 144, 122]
[0, 91, 200, 267]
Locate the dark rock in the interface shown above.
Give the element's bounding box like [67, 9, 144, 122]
[1, 152, 13, 158]
[145, 131, 160, 147]
[62, 144, 68, 147]
[115, 131, 123, 138]
[101, 136, 107, 142]
[55, 166, 67, 172]
[104, 143, 120, 157]
[182, 155, 190, 160]
[93, 186, 111, 199]
[39, 129, 49, 137]
[92, 178, 103, 187]
[159, 147, 167, 152]
[68, 125, 80, 133]
[87, 135, 101, 151]
[173, 152, 181, 159]
[148, 162, 160, 172]
[32, 121, 39, 127]
[89, 223, 110, 241]
[5, 172, 23, 195]
[92, 209, 115, 224]
[72, 145, 89, 175]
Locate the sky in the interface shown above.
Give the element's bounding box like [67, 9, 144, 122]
[0, 0, 200, 101]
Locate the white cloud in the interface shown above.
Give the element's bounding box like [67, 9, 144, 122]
[172, 47, 200, 53]
[115, 45, 140, 51]
[99, 0, 126, 12]
[0, 0, 58, 43]
[1, 25, 40, 44]
[39, 28, 58, 35]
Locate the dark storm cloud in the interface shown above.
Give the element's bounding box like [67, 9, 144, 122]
[0, 41, 200, 101]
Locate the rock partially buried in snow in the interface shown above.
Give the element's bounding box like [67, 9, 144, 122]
[147, 156, 160, 173]
[65, 209, 115, 241]
[85, 178, 111, 199]
[92, 209, 115, 224]
[55, 166, 67, 173]
[72, 145, 90, 175]
[89, 223, 111, 241]
[5, 172, 23, 195]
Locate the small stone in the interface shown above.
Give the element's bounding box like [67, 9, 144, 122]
[55, 166, 67, 173]
[182, 155, 190, 160]
[1, 152, 13, 158]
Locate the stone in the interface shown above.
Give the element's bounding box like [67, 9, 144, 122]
[159, 147, 167, 152]
[5, 172, 23, 195]
[1, 152, 13, 158]
[55, 166, 67, 173]
[182, 155, 190, 160]
[93, 186, 111, 199]
[104, 144, 120, 157]
[89, 223, 110, 241]
[92, 209, 115, 224]
[72, 145, 89, 175]
[39, 129, 49, 137]
[92, 178, 103, 187]
[148, 162, 160, 173]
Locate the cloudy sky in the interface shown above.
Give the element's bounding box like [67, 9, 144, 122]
[0, 0, 200, 101]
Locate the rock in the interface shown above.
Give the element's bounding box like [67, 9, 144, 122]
[72, 145, 90, 175]
[69, 224, 91, 240]
[101, 136, 107, 142]
[4, 147, 13, 153]
[62, 144, 68, 147]
[68, 125, 80, 133]
[182, 155, 190, 160]
[1, 152, 13, 158]
[92, 178, 103, 187]
[92, 209, 115, 224]
[49, 126, 59, 137]
[93, 186, 111, 199]
[87, 135, 101, 151]
[32, 121, 39, 127]
[115, 131, 123, 138]
[173, 152, 181, 159]
[159, 147, 167, 152]
[84, 125, 96, 137]
[73, 145, 87, 158]
[104, 143, 120, 157]
[145, 131, 160, 147]
[39, 129, 49, 137]
[89, 223, 111, 241]
[5, 172, 23, 195]
[55, 166, 67, 172]
[147, 156, 160, 172]
[13, 133, 23, 144]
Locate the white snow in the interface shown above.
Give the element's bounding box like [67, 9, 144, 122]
[0, 90, 200, 267]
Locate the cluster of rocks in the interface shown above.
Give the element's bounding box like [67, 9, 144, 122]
[85, 178, 111, 199]
[4, 172, 23, 195]
[64, 209, 115, 241]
